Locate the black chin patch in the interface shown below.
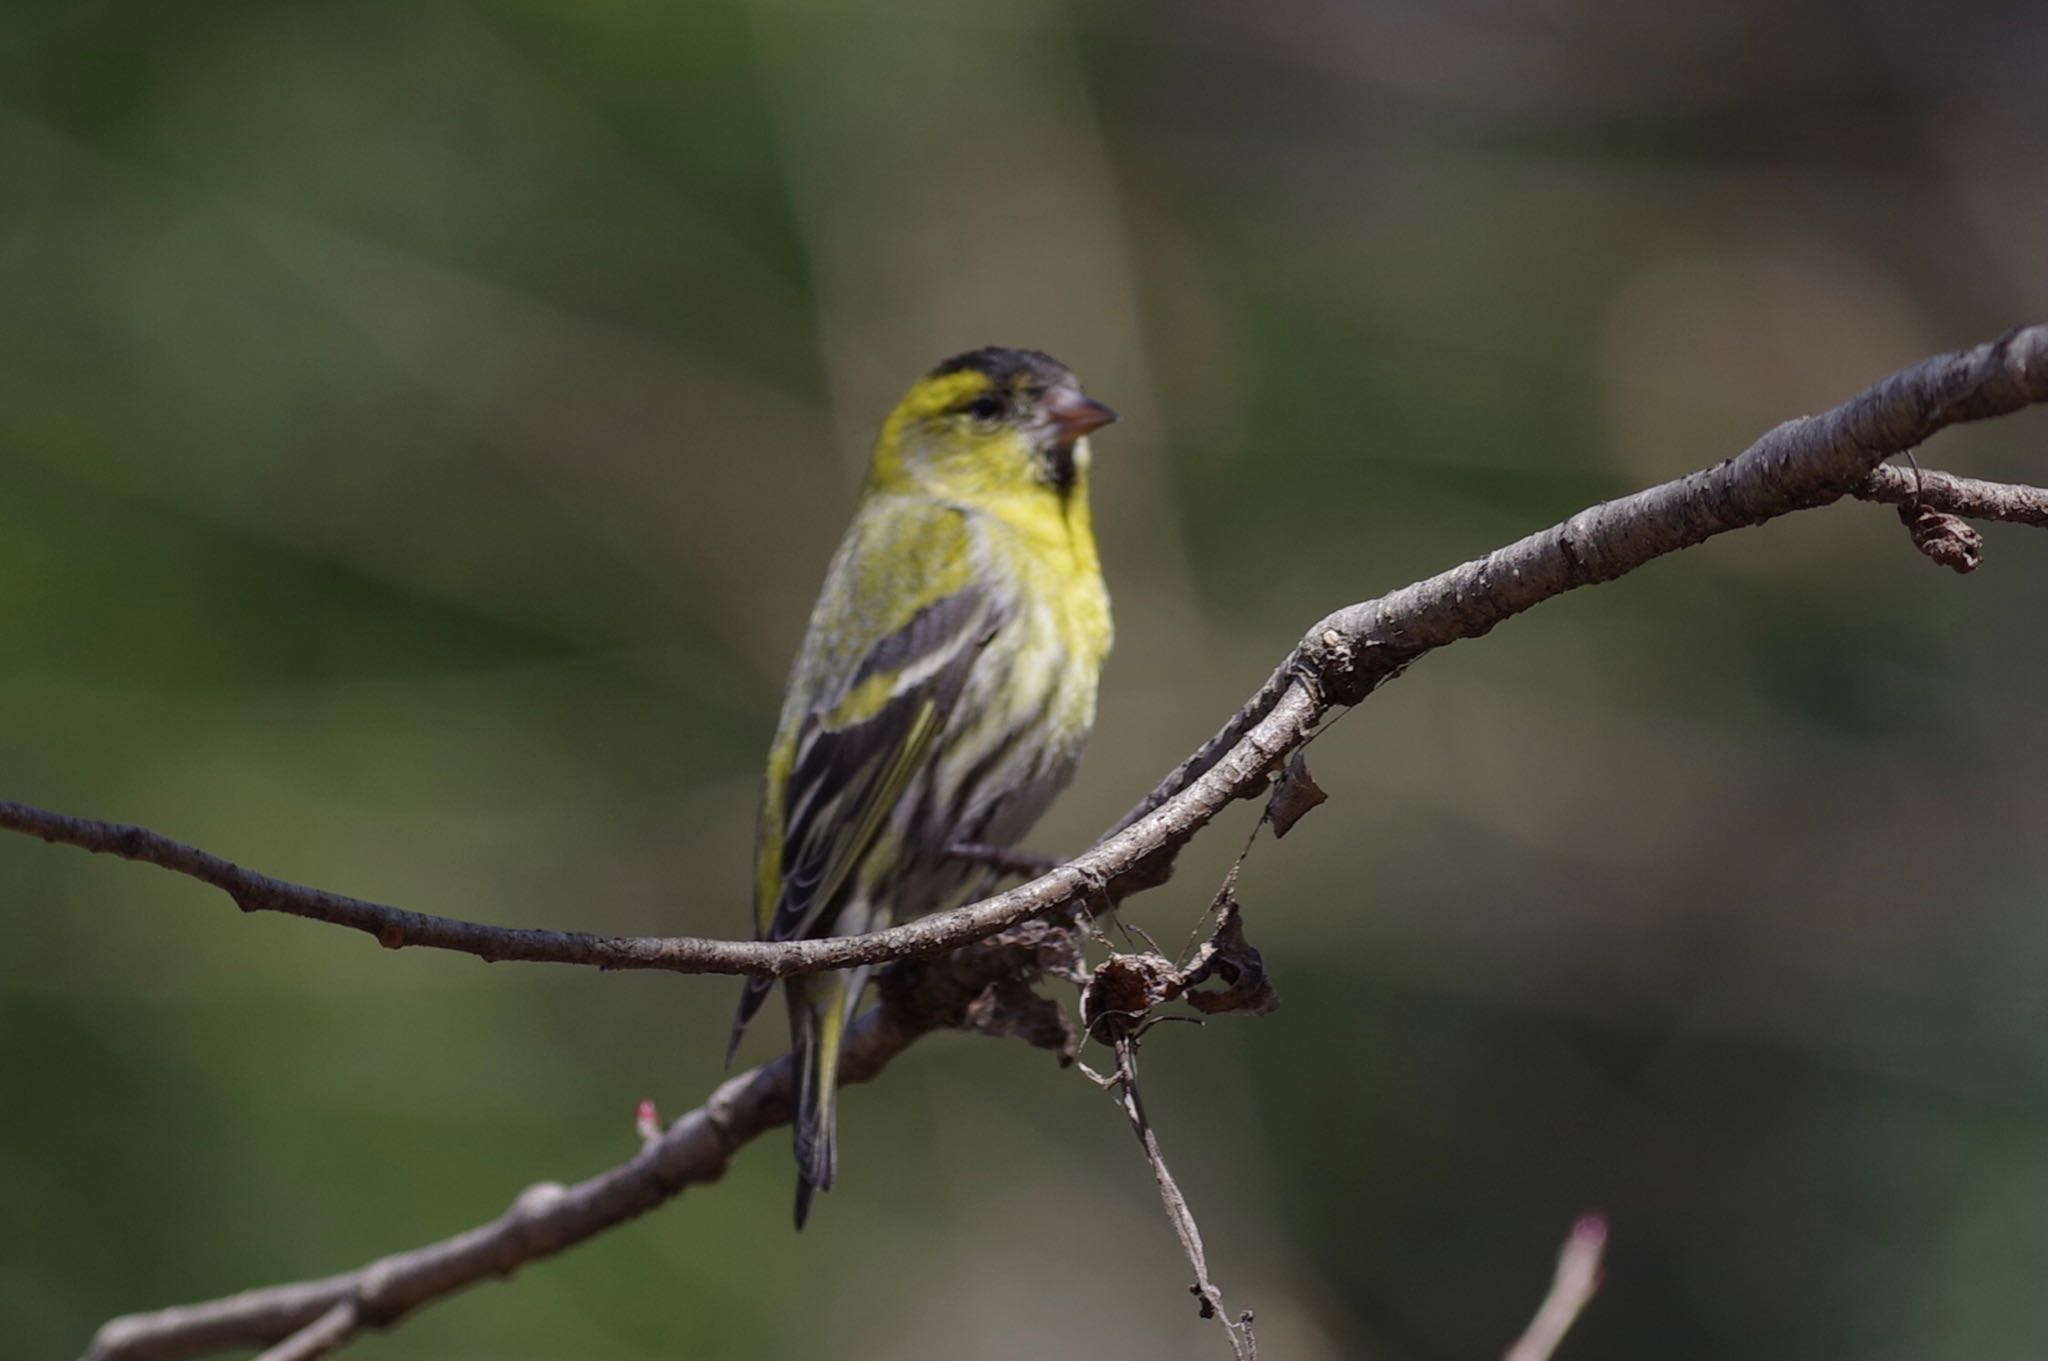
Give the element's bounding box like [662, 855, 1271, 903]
[1044, 441, 1077, 496]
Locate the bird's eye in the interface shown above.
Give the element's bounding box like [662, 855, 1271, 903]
[965, 395, 1006, 422]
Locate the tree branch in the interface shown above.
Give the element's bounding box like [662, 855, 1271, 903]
[9, 327, 2048, 983]
[250, 1301, 357, 1361]
[0, 675, 1316, 980]
[82, 928, 1056, 1361]
[1113, 326, 2048, 833]
[33, 323, 2048, 1361]
[1109, 1038, 1257, 1361]
[1854, 462, 2048, 527]
[1504, 1216, 1608, 1361]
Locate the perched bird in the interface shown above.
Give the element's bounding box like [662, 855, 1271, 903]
[730, 347, 1116, 1227]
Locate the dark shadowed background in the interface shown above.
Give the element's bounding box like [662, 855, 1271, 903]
[4, 2, 2046, 1357]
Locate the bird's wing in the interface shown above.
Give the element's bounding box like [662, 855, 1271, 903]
[757, 509, 1003, 946]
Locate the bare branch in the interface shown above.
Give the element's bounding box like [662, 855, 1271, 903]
[0, 679, 1317, 981]
[250, 1302, 357, 1361]
[82, 929, 1049, 1361]
[36, 324, 2048, 1361]
[1504, 1216, 1608, 1361]
[1855, 462, 2048, 527]
[6, 327, 2047, 988]
[1091, 1034, 1257, 1361]
[1072, 862, 1274, 1359]
[1116, 324, 2048, 831]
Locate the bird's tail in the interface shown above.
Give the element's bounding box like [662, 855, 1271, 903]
[788, 964, 872, 1229]
[726, 975, 773, 1069]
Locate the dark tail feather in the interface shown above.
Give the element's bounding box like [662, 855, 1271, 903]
[725, 975, 774, 1069]
[793, 1168, 821, 1230]
[788, 972, 848, 1230]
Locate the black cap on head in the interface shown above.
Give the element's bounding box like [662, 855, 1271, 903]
[929, 346, 1074, 389]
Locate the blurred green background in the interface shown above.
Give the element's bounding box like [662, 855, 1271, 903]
[4, 1, 2046, 1357]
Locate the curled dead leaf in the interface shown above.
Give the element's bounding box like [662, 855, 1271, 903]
[1081, 952, 1187, 1041]
[964, 976, 1078, 1063]
[1898, 505, 1983, 573]
[1182, 899, 1279, 1018]
[1265, 754, 1327, 838]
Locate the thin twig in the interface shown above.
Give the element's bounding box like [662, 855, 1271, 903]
[1504, 1216, 1608, 1361]
[0, 684, 1317, 982]
[250, 1302, 357, 1361]
[1094, 1034, 1256, 1361]
[1855, 462, 2048, 526]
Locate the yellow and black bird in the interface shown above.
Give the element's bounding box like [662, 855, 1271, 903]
[729, 347, 1116, 1226]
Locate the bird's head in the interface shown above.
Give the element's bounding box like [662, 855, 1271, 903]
[871, 347, 1117, 505]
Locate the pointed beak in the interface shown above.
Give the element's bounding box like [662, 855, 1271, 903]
[1046, 391, 1118, 442]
